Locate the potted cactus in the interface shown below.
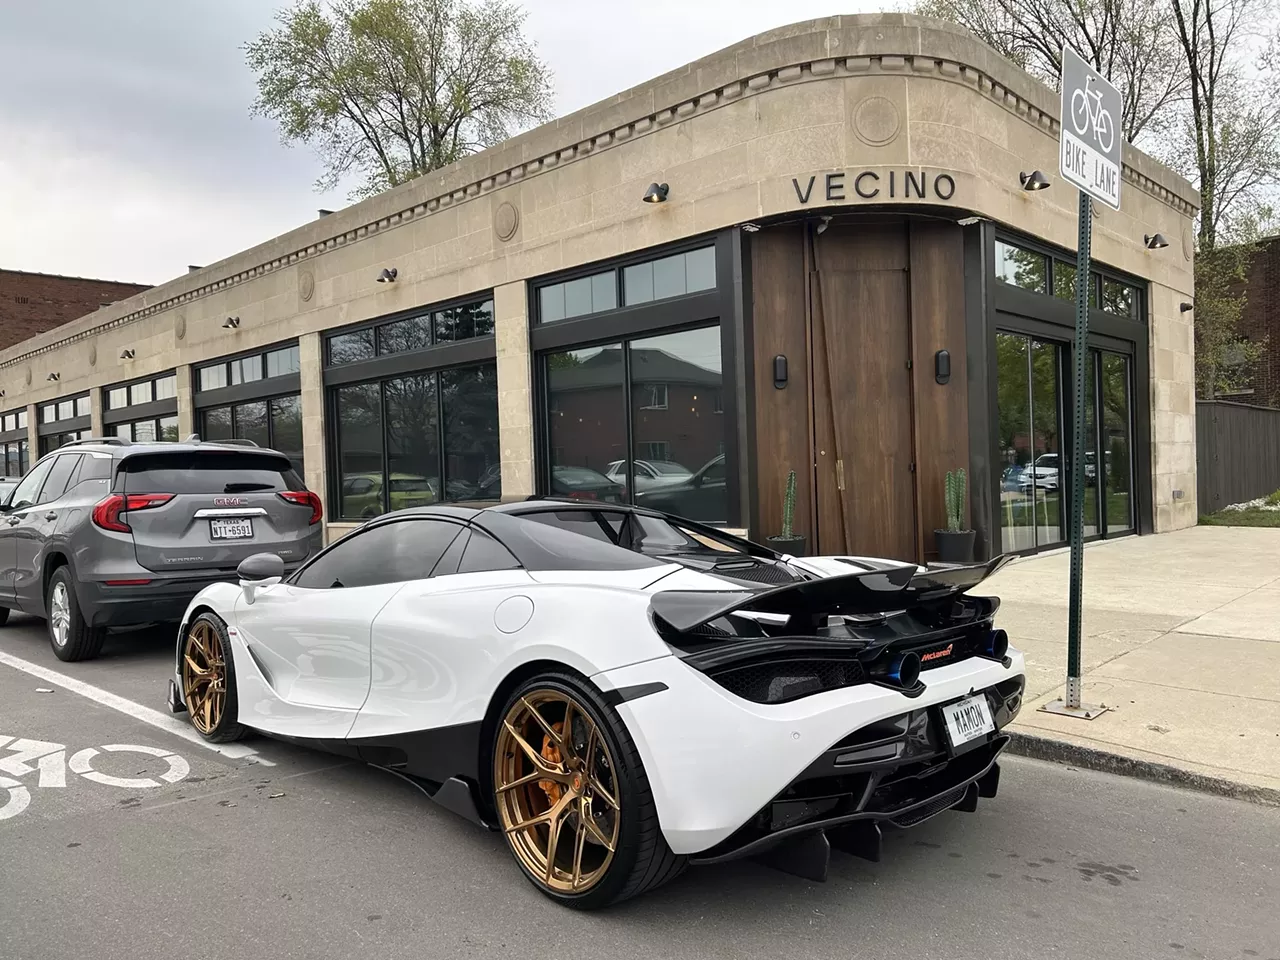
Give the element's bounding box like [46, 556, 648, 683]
[767, 470, 807, 556]
[934, 468, 976, 564]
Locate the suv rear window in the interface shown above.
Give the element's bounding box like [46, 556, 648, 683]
[120, 451, 303, 494]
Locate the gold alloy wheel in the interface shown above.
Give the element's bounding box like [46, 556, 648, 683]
[182, 620, 226, 735]
[494, 690, 621, 894]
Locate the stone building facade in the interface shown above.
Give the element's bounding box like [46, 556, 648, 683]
[0, 15, 1198, 559]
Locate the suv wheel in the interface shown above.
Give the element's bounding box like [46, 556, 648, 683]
[0, 606, 9, 627]
[47, 568, 105, 662]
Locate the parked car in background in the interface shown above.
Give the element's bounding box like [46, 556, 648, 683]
[0, 437, 323, 661]
[635, 454, 727, 522]
[0, 478, 17, 506]
[604, 459, 693, 494]
[1018, 453, 1060, 494]
[548, 465, 624, 502]
[341, 472, 437, 517]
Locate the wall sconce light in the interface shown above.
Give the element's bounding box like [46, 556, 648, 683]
[741, 222, 761, 233]
[0, 390, 6, 398]
[376, 267, 398, 283]
[642, 182, 669, 204]
[1019, 170, 1051, 191]
[773, 355, 788, 389]
[1144, 233, 1169, 249]
[816, 216, 832, 235]
[120, 348, 136, 360]
[222, 316, 240, 329]
[1180, 301, 1194, 313]
[47, 372, 60, 382]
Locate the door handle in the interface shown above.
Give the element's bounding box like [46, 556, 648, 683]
[6, 517, 20, 526]
[44, 512, 57, 521]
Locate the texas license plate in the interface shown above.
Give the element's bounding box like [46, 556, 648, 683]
[941, 695, 994, 749]
[209, 518, 254, 540]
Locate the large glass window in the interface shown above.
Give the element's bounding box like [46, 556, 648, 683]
[113, 416, 179, 443]
[995, 241, 1047, 292]
[623, 246, 716, 305]
[39, 430, 90, 456]
[543, 325, 726, 523]
[2, 411, 26, 432]
[331, 362, 499, 519]
[200, 395, 303, 475]
[105, 373, 177, 412]
[198, 344, 301, 391]
[328, 297, 494, 364]
[539, 271, 616, 323]
[2, 440, 29, 477]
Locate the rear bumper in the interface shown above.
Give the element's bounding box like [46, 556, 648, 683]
[79, 574, 242, 627]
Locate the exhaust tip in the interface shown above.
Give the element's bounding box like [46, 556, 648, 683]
[985, 628, 1009, 660]
[888, 652, 921, 689]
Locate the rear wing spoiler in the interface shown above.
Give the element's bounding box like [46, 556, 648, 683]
[650, 555, 1015, 633]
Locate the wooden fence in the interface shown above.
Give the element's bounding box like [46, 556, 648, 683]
[1196, 400, 1280, 512]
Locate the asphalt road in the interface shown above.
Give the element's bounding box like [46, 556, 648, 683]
[2, 611, 1278, 960]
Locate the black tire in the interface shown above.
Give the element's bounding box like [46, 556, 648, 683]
[0, 606, 9, 627]
[492, 671, 686, 909]
[181, 613, 248, 743]
[47, 567, 105, 662]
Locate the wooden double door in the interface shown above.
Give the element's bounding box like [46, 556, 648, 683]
[750, 219, 970, 562]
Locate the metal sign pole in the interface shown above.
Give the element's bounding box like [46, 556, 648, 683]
[1066, 190, 1091, 710]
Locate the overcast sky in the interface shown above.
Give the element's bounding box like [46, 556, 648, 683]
[0, 0, 889, 286]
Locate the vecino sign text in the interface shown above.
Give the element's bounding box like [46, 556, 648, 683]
[792, 170, 957, 204]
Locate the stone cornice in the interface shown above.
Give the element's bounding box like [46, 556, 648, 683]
[0, 14, 1198, 375]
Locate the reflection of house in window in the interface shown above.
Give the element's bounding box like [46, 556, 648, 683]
[639, 383, 668, 410]
[642, 441, 671, 460]
[1219, 339, 1256, 396]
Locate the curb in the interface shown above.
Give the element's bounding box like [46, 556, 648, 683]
[1005, 731, 1280, 808]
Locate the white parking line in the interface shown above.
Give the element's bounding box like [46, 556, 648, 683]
[0, 650, 275, 766]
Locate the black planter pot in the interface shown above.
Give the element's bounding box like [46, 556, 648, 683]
[767, 535, 807, 557]
[934, 529, 976, 564]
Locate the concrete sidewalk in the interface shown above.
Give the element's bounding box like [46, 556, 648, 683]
[984, 525, 1280, 799]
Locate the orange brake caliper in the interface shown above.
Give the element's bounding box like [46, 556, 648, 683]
[538, 721, 565, 805]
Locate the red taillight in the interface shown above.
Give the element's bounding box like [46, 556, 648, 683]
[91, 493, 174, 533]
[567, 490, 598, 500]
[278, 490, 323, 525]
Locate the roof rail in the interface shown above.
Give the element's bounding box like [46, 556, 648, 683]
[213, 438, 260, 447]
[183, 433, 201, 444]
[59, 436, 131, 448]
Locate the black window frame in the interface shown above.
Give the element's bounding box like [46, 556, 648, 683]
[1, 438, 29, 477]
[110, 414, 181, 444]
[528, 230, 743, 529]
[971, 223, 1153, 558]
[193, 339, 302, 410]
[36, 393, 91, 441]
[322, 292, 497, 387]
[326, 359, 500, 520]
[102, 370, 179, 427]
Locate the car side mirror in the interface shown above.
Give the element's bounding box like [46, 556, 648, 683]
[237, 552, 284, 604]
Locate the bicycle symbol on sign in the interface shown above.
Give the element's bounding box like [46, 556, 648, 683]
[1070, 76, 1115, 154]
[0, 735, 190, 821]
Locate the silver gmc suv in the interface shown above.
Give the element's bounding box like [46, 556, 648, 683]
[0, 437, 323, 661]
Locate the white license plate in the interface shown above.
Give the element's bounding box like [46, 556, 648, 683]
[941, 695, 995, 749]
[209, 518, 254, 541]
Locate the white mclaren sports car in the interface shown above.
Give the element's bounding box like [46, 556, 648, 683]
[168, 499, 1025, 908]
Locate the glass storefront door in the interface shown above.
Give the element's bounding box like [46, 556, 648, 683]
[997, 332, 1135, 554]
[996, 333, 1064, 553]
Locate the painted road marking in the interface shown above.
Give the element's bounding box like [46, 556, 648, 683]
[0, 649, 275, 766]
[1, 736, 192, 819]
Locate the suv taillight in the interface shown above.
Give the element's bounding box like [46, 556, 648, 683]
[278, 490, 323, 525]
[91, 493, 174, 533]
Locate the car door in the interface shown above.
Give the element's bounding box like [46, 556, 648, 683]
[11, 454, 81, 614]
[348, 524, 532, 747]
[232, 516, 466, 739]
[0, 457, 56, 607]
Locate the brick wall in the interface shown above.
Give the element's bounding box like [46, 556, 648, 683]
[0, 269, 150, 352]
[1239, 237, 1280, 406]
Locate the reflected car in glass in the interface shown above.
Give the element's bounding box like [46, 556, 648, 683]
[604, 459, 693, 493]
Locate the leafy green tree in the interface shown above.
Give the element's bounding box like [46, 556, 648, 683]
[246, 0, 554, 198]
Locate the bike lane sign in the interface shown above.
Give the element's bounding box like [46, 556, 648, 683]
[1059, 45, 1123, 210]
